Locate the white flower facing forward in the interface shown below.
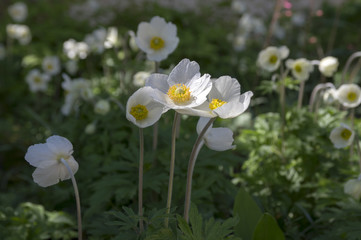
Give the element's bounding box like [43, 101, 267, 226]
[6, 24, 31, 45]
[177, 76, 253, 118]
[25, 135, 79, 187]
[94, 99, 110, 115]
[126, 87, 166, 128]
[319, 56, 339, 77]
[42, 56, 61, 76]
[329, 123, 355, 149]
[26, 69, 50, 93]
[344, 174, 361, 200]
[135, 16, 179, 62]
[336, 84, 361, 108]
[8, 2, 28, 22]
[257, 46, 289, 72]
[286, 58, 314, 81]
[146, 59, 212, 113]
[196, 117, 235, 151]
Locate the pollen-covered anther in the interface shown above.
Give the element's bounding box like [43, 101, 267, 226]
[130, 104, 148, 120]
[167, 84, 191, 104]
[340, 128, 352, 140]
[269, 55, 278, 64]
[209, 98, 227, 110]
[294, 64, 302, 73]
[347, 91, 357, 102]
[150, 36, 165, 50]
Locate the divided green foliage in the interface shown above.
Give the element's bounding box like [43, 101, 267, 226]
[252, 213, 285, 240]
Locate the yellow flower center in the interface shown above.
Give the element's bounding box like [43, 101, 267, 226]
[347, 91, 358, 102]
[150, 36, 165, 50]
[294, 64, 302, 73]
[269, 55, 278, 64]
[47, 64, 53, 70]
[209, 98, 227, 110]
[130, 104, 148, 120]
[34, 76, 42, 83]
[340, 128, 352, 140]
[167, 84, 191, 104]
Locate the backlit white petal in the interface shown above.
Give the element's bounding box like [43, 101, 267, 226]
[25, 143, 55, 167]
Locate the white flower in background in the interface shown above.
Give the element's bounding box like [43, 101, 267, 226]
[232, 34, 247, 52]
[329, 123, 355, 149]
[344, 175, 361, 200]
[322, 88, 337, 104]
[8, 2, 28, 22]
[63, 39, 89, 59]
[257, 46, 289, 72]
[6, 24, 31, 45]
[128, 31, 139, 51]
[126, 86, 166, 128]
[42, 56, 61, 76]
[196, 117, 235, 151]
[231, 0, 246, 14]
[24, 135, 78, 187]
[146, 58, 212, 113]
[292, 12, 306, 27]
[319, 56, 339, 77]
[94, 99, 110, 115]
[0, 44, 6, 60]
[239, 14, 266, 35]
[85, 28, 107, 54]
[135, 16, 179, 62]
[85, 122, 96, 134]
[65, 60, 78, 75]
[133, 71, 151, 87]
[336, 83, 361, 108]
[25, 69, 50, 93]
[177, 76, 253, 119]
[286, 58, 314, 81]
[105, 27, 120, 49]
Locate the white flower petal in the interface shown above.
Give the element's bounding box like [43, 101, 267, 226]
[32, 163, 61, 187]
[25, 143, 55, 167]
[168, 59, 200, 86]
[46, 135, 73, 156]
[205, 127, 235, 151]
[145, 73, 169, 94]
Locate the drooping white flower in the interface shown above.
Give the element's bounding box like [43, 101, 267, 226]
[25, 69, 51, 93]
[25, 135, 79, 187]
[257, 46, 289, 72]
[126, 86, 166, 128]
[8, 2, 28, 22]
[135, 16, 179, 62]
[322, 88, 337, 104]
[336, 83, 361, 108]
[145, 58, 212, 113]
[196, 117, 235, 151]
[65, 60, 78, 75]
[63, 39, 89, 59]
[133, 71, 151, 87]
[319, 56, 339, 77]
[42, 56, 61, 76]
[344, 175, 361, 200]
[94, 99, 110, 115]
[286, 58, 314, 81]
[177, 76, 253, 119]
[105, 27, 120, 49]
[329, 123, 355, 149]
[0, 44, 6, 60]
[6, 24, 31, 45]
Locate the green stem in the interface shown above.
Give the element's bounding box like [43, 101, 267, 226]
[152, 61, 160, 151]
[165, 112, 180, 227]
[184, 118, 216, 223]
[297, 80, 305, 109]
[354, 134, 361, 173]
[60, 159, 82, 240]
[138, 128, 144, 233]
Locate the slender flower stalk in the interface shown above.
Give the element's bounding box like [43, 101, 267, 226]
[341, 51, 361, 84]
[152, 61, 160, 152]
[60, 158, 82, 240]
[297, 80, 305, 109]
[354, 134, 361, 173]
[309, 83, 335, 112]
[165, 112, 180, 227]
[138, 128, 144, 232]
[184, 117, 216, 223]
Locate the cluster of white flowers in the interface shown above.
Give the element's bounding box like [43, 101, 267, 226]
[84, 27, 120, 54]
[63, 39, 90, 60]
[6, 24, 32, 45]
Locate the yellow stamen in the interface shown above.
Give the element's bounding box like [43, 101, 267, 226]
[347, 91, 357, 102]
[209, 98, 227, 110]
[294, 64, 302, 73]
[340, 128, 352, 140]
[34, 77, 42, 83]
[47, 64, 53, 70]
[269, 55, 278, 64]
[167, 84, 191, 104]
[150, 37, 165, 50]
[130, 104, 148, 120]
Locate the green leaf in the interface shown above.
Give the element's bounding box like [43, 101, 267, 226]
[233, 187, 263, 240]
[252, 213, 285, 240]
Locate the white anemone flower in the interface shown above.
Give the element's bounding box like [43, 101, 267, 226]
[257, 46, 289, 72]
[63, 39, 89, 59]
[126, 86, 166, 128]
[319, 56, 339, 77]
[336, 83, 361, 108]
[196, 117, 235, 151]
[322, 88, 337, 104]
[344, 175, 361, 200]
[286, 58, 314, 81]
[42, 56, 61, 76]
[6, 24, 31, 45]
[26, 69, 50, 93]
[85, 28, 107, 54]
[105, 27, 120, 49]
[133, 71, 151, 87]
[135, 16, 179, 62]
[329, 123, 355, 149]
[94, 99, 110, 115]
[8, 2, 28, 22]
[65, 60, 78, 75]
[146, 59, 212, 114]
[177, 76, 253, 119]
[25, 135, 79, 187]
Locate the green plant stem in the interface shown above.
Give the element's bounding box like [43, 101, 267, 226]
[279, 77, 286, 158]
[138, 128, 144, 233]
[60, 159, 82, 240]
[354, 134, 361, 173]
[297, 80, 305, 109]
[165, 112, 180, 227]
[152, 61, 160, 151]
[184, 117, 216, 223]
[341, 51, 361, 84]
